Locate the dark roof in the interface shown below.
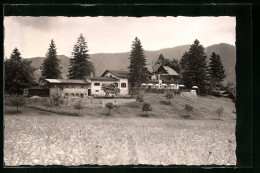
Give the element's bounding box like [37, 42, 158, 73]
[91, 77, 119, 81]
[101, 70, 130, 78]
[146, 64, 160, 73]
[29, 86, 47, 89]
[45, 79, 90, 84]
[162, 66, 179, 75]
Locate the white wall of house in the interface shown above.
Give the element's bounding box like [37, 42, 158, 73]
[103, 71, 129, 95]
[91, 80, 119, 96]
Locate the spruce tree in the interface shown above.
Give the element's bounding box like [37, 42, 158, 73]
[209, 52, 226, 89]
[5, 48, 36, 94]
[180, 39, 209, 94]
[156, 53, 166, 65]
[68, 34, 95, 79]
[128, 37, 149, 86]
[41, 39, 62, 79]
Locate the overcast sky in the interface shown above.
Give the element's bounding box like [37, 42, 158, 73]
[4, 16, 236, 58]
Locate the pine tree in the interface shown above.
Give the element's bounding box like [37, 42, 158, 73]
[68, 34, 95, 79]
[180, 39, 209, 94]
[156, 53, 165, 65]
[5, 48, 36, 94]
[128, 37, 149, 85]
[209, 52, 226, 89]
[41, 39, 62, 79]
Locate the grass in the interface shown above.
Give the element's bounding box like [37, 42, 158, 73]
[4, 93, 236, 166]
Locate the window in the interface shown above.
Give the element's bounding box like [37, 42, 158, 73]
[121, 83, 126, 88]
[114, 83, 118, 87]
[110, 75, 113, 77]
[80, 93, 84, 98]
[95, 90, 99, 92]
[64, 93, 69, 97]
[94, 83, 100, 86]
[70, 93, 74, 96]
[76, 93, 79, 97]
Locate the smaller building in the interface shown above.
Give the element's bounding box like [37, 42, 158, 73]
[144, 64, 181, 89]
[42, 79, 91, 98]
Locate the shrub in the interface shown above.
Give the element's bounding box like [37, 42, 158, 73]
[136, 94, 144, 103]
[8, 94, 26, 113]
[165, 92, 174, 104]
[50, 93, 62, 107]
[105, 102, 114, 115]
[184, 104, 193, 117]
[216, 106, 224, 120]
[74, 100, 84, 114]
[142, 102, 152, 117]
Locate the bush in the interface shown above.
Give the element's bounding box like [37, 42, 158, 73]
[184, 104, 193, 117]
[165, 92, 174, 104]
[142, 102, 152, 117]
[50, 93, 62, 107]
[216, 106, 224, 120]
[136, 94, 144, 103]
[74, 100, 84, 114]
[8, 94, 26, 113]
[105, 102, 114, 115]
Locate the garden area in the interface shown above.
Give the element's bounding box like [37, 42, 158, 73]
[4, 92, 237, 166]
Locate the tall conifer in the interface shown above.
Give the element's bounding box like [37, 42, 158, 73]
[41, 39, 62, 79]
[180, 39, 209, 93]
[128, 37, 149, 86]
[68, 34, 95, 79]
[209, 52, 226, 89]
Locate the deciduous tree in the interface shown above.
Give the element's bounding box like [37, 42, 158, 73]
[5, 48, 36, 94]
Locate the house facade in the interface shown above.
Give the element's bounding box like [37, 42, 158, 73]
[42, 79, 91, 98]
[90, 77, 119, 96]
[100, 70, 130, 95]
[143, 64, 181, 89]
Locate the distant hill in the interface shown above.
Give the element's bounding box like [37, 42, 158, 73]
[28, 43, 236, 85]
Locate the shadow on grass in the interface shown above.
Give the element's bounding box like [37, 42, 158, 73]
[160, 100, 172, 105]
[28, 106, 80, 117]
[4, 110, 23, 115]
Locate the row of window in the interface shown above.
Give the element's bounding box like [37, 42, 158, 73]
[64, 93, 87, 97]
[94, 83, 127, 88]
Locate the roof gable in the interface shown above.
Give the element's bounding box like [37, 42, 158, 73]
[101, 70, 130, 78]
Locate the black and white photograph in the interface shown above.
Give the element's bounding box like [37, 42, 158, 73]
[4, 15, 237, 166]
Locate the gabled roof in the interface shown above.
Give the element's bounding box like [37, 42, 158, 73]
[91, 77, 119, 81]
[101, 70, 130, 78]
[146, 64, 160, 73]
[45, 79, 91, 84]
[162, 66, 179, 75]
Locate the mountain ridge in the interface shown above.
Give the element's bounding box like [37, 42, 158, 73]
[28, 43, 236, 85]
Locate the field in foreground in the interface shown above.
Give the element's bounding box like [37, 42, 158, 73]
[4, 94, 236, 166]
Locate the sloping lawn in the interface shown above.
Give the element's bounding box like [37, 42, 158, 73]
[4, 94, 236, 166]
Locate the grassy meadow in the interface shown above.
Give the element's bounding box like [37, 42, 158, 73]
[4, 93, 236, 166]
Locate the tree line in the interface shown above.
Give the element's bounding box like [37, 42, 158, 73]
[5, 35, 228, 96]
[128, 38, 227, 95]
[5, 34, 95, 95]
